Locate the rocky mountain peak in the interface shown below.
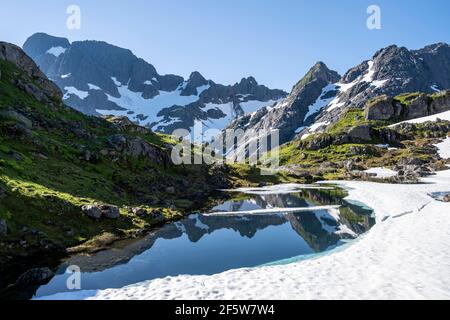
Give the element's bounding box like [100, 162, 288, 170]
[234, 76, 259, 92]
[292, 62, 339, 91]
[227, 61, 341, 145]
[23, 33, 70, 58]
[181, 71, 209, 96]
[188, 71, 207, 84]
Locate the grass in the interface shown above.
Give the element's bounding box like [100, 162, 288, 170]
[0, 58, 230, 260]
[394, 92, 422, 105]
[326, 108, 366, 135]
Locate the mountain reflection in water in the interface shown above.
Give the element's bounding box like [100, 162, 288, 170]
[33, 186, 374, 298]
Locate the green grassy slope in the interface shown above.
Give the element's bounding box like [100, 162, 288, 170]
[0, 58, 232, 264]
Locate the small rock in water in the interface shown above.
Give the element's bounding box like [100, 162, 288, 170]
[16, 267, 54, 287]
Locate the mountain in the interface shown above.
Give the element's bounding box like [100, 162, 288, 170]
[228, 62, 340, 145]
[311, 43, 450, 133]
[23, 33, 287, 138]
[231, 43, 450, 145]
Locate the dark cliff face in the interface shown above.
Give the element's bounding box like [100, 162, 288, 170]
[23, 33, 287, 135]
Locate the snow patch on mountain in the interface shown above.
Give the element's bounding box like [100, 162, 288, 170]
[304, 84, 339, 121]
[97, 82, 209, 129]
[204, 103, 237, 129]
[431, 84, 441, 92]
[88, 83, 101, 91]
[63, 86, 89, 100]
[111, 77, 122, 86]
[240, 99, 279, 115]
[326, 61, 389, 112]
[46, 46, 66, 57]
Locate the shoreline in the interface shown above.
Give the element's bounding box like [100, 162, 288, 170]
[39, 168, 450, 300]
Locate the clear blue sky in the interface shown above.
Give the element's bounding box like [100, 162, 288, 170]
[1, 0, 450, 91]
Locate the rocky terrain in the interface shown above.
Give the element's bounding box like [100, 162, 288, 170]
[230, 43, 450, 144]
[228, 62, 340, 145]
[23, 33, 287, 137]
[268, 89, 450, 183]
[2, 41, 290, 295]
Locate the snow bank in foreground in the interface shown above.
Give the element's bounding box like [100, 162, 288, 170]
[364, 167, 398, 178]
[39, 168, 450, 300]
[436, 137, 450, 159]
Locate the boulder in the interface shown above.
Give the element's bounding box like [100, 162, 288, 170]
[347, 125, 373, 142]
[107, 134, 169, 166]
[131, 207, 148, 217]
[378, 127, 402, 145]
[365, 95, 395, 120]
[15, 79, 48, 102]
[430, 90, 450, 114]
[0, 219, 7, 236]
[0, 109, 33, 129]
[82, 204, 102, 219]
[348, 145, 376, 156]
[405, 94, 429, 120]
[151, 210, 165, 220]
[16, 267, 54, 287]
[307, 134, 334, 151]
[99, 204, 120, 219]
[108, 116, 149, 134]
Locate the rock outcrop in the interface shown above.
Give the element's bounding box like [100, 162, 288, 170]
[82, 204, 120, 220]
[365, 90, 450, 122]
[0, 42, 62, 101]
[16, 267, 54, 287]
[107, 134, 170, 166]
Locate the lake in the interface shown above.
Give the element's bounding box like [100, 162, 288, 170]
[34, 184, 375, 299]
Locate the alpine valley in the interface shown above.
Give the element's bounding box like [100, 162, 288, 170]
[1, 33, 450, 300]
